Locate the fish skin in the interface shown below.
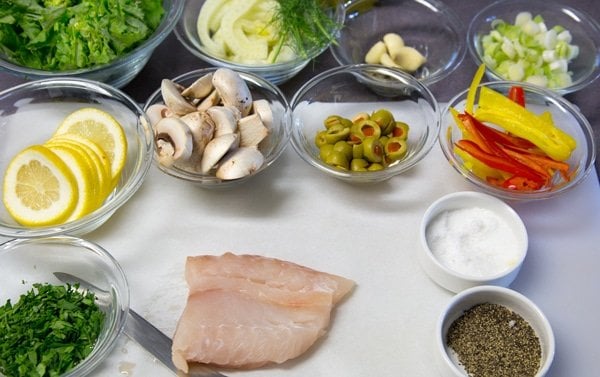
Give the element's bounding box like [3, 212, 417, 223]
[172, 253, 354, 372]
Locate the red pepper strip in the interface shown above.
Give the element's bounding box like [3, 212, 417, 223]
[481, 125, 537, 150]
[502, 176, 540, 191]
[500, 147, 551, 182]
[508, 85, 526, 107]
[501, 145, 571, 181]
[457, 113, 493, 154]
[455, 139, 547, 186]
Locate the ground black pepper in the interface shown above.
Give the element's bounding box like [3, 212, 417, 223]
[446, 302, 542, 377]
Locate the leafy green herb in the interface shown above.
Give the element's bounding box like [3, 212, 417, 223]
[0, 283, 105, 377]
[271, 0, 342, 60]
[0, 0, 164, 71]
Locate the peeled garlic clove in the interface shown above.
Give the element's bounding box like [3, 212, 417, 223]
[154, 117, 194, 167]
[216, 147, 265, 180]
[383, 33, 405, 60]
[394, 46, 427, 73]
[161, 79, 197, 116]
[212, 68, 253, 116]
[365, 41, 387, 64]
[238, 114, 269, 147]
[200, 133, 240, 174]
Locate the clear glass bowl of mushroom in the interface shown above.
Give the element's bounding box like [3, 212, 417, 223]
[143, 68, 291, 188]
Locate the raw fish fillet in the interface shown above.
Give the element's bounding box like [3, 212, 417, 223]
[172, 253, 354, 372]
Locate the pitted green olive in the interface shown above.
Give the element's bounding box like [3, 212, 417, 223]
[333, 140, 353, 160]
[352, 143, 364, 159]
[391, 121, 410, 140]
[315, 130, 329, 147]
[350, 158, 369, 171]
[324, 124, 350, 144]
[319, 144, 335, 161]
[371, 109, 395, 135]
[362, 136, 384, 163]
[324, 150, 349, 170]
[355, 119, 382, 139]
[367, 163, 385, 171]
[385, 137, 408, 161]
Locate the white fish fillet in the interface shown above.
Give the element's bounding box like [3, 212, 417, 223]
[172, 253, 354, 372]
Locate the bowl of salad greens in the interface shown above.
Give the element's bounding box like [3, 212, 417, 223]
[0, 0, 184, 88]
[174, 0, 345, 85]
[467, 0, 600, 94]
[0, 236, 129, 377]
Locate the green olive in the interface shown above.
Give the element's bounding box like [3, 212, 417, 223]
[391, 121, 410, 140]
[323, 115, 347, 129]
[314, 130, 329, 147]
[379, 135, 390, 147]
[352, 143, 364, 159]
[350, 158, 369, 171]
[367, 163, 385, 171]
[319, 144, 335, 161]
[384, 137, 408, 161]
[362, 136, 384, 163]
[323, 124, 350, 144]
[351, 112, 370, 124]
[333, 140, 353, 160]
[371, 109, 395, 135]
[355, 119, 382, 139]
[324, 150, 349, 170]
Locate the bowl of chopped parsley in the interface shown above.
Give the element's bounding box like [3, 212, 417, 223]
[0, 236, 129, 377]
[0, 0, 184, 88]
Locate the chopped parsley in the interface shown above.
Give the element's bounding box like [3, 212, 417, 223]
[0, 283, 105, 377]
[0, 0, 165, 71]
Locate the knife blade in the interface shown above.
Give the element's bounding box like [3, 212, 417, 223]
[52, 272, 226, 377]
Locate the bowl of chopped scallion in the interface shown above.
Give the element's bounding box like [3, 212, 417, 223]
[0, 0, 184, 88]
[174, 0, 345, 85]
[0, 236, 129, 377]
[467, 0, 600, 94]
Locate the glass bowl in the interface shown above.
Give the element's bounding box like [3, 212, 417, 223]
[0, 78, 154, 238]
[440, 81, 596, 201]
[330, 0, 465, 87]
[436, 286, 555, 377]
[0, 0, 184, 89]
[173, 0, 345, 85]
[467, 0, 600, 94]
[0, 236, 129, 377]
[290, 64, 440, 183]
[143, 68, 291, 189]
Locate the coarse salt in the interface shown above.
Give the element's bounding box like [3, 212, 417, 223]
[425, 207, 522, 277]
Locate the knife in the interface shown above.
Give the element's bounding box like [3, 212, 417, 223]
[53, 272, 226, 377]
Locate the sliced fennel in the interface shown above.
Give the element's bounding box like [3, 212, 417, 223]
[480, 11, 579, 89]
[197, 0, 296, 64]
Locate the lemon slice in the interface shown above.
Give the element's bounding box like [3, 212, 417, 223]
[2, 145, 78, 227]
[54, 107, 128, 187]
[46, 145, 97, 220]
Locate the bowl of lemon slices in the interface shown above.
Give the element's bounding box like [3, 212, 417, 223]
[0, 78, 154, 238]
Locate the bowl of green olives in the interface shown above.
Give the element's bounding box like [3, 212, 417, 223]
[290, 64, 440, 183]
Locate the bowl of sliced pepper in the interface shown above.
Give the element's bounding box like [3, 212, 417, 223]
[440, 65, 596, 200]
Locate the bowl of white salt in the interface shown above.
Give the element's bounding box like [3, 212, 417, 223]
[418, 191, 528, 293]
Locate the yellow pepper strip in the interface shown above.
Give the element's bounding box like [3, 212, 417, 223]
[466, 64, 486, 114]
[474, 86, 575, 161]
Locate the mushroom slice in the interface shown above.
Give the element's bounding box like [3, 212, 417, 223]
[238, 114, 269, 147]
[196, 89, 221, 113]
[161, 79, 197, 116]
[181, 73, 214, 100]
[154, 117, 194, 167]
[251, 99, 273, 129]
[181, 111, 215, 165]
[200, 133, 240, 174]
[212, 68, 253, 116]
[216, 147, 265, 180]
[146, 104, 173, 127]
[206, 106, 238, 138]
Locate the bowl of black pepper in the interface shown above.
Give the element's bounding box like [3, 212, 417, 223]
[0, 236, 129, 377]
[436, 285, 555, 377]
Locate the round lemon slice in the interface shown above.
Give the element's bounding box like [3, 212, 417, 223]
[2, 145, 78, 227]
[46, 145, 97, 221]
[54, 107, 128, 187]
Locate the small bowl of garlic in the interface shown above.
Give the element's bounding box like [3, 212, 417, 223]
[331, 0, 466, 87]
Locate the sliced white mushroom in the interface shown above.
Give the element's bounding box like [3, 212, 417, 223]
[145, 104, 173, 127]
[180, 111, 215, 161]
[216, 147, 265, 180]
[161, 79, 196, 116]
[181, 72, 214, 99]
[200, 133, 240, 174]
[154, 117, 194, 167]
[238, 114, 269, 147]
[206, 106, 238, 137]
[251, 99, 273, 129]
[196, 89, 221, 113]
[212, 68, 253, 116]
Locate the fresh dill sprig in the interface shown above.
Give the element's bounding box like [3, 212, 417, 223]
[271, 0, 342, 61]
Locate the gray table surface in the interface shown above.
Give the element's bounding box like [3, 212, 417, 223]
[1, 0, 598, 179]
